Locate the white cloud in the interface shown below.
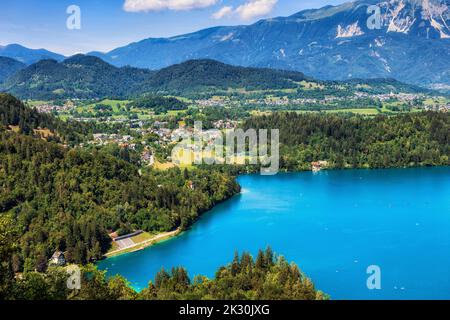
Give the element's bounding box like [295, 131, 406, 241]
[235, 0, 277, 21]
[212, 6, 234, 19]
[212, 0, 277, 21]
[124, 0, 218, 12]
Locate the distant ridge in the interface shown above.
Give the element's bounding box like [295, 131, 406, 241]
[1, 54, 153, 99]
[0, 44, 65, 65]
[89, 0, 450, 89]
[1, 55, 431, 100]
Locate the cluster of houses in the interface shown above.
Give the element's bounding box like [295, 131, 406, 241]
[49, 251, 66, 267]
[354, 91, 423, 102]
[312, 161, 329, 172]
[91, 133, 134, 147]
[196, 97, 227, 107]
[33, 101, 75, 114]
[141, 150, 155, 166]
[213, 120, 237, 130]
[248, 91, 430, 108]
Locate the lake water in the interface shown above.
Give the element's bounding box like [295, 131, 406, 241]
[97, 167, 450, 299]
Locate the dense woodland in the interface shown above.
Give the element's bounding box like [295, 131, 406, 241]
[244, 112, 450, 171]
[1, 92, 449, 300]
[132, 96, 188, 114]
[1, 56, 307, 99]
[1, 55, 154, 100]
[0, 237, 326, 300]
[0, 94, 239, 273]
[138, 59, 307, 94]
[1, 55, 430, 100]
[0, 129, 239, 268]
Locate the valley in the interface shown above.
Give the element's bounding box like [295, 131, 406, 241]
[0, 0, 449, 303]
[0, 55, 445, 175]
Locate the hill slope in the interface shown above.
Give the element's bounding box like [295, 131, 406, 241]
[90, 0, 450, 89]
[1, 55, 154, 99]
[0, 93, 240, 268]
[0, 56, 26, 83]
[139, 59, 308, 93]
[1, 56, 430, 99]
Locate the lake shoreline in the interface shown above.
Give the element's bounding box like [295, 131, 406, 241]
[101, 165, 449, 260]
[97, 166, 450, 298]
[104, 228, 183, 258]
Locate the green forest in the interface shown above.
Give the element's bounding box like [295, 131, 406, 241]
[1, 55, 430, 100]
[244, 112, 450, 171]
[1, 93, 449, 300]
[132, 96, 188, 114]
[0, 238, 326, 300]
[0, 94, 240, 272]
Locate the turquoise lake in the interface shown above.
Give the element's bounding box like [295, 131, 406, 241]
[98, 167, 450, 299]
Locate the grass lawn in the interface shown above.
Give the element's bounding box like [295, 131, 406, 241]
[81, 99, 131, 112]
[33, 128, 54, 138]
[423, 97, 448, 106]
[131, 232, 154, 243]
[166, 109, 188, 116]
[154, 160, 176, 170]
[26, 100, 50, 107]
[324, 108, 381, 115]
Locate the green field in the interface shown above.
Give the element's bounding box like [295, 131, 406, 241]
[26, 100, 50, 107]
[130, 231, 154, 243]
[325, 108, 381, 115]
[81, 99, 131, 112]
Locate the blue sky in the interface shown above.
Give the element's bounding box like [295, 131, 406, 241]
[0, 0, 348, 55]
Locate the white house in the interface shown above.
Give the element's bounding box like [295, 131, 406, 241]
[49, 251, 66, 266]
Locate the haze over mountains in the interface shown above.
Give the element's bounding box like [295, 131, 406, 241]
[0, 0, 449, 91]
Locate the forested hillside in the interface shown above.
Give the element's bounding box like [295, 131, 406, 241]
[0, 94, 239, 272]
[0, 242, 326, 300]
[1, 55, 154, 100]
[244, 112, 450, 171]
[132, 96, 188, 114]
[1, 55, 429, 100]
[138, 59, 307, 94]
[0, 93, 93, 144]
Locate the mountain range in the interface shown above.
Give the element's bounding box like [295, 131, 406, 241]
[0, 0, 449, 91]
[88, 0, 450, 89]
[0, 44, 65, 65]
[0, 55, 427, 100]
